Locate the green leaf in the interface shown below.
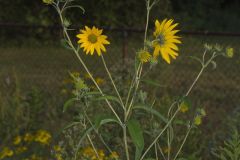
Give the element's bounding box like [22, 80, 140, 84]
[94, 95, 121, 105]
[63, 5, 85, 14]
[63, 98, 78, 112]
[188, 56, 203, 65]
[75, 126, 95, 158]
[133, 105, 167, 123]
[94, 115, 120, 129]
[211, 60, 217, 70]
[60, 39, 72, 50]
[127, 119, 144, 160]
[85, 91, 102, 96]
[141, 79, 166, 88]
[174, 119, 187, 126]
[63, 122, 81, 130]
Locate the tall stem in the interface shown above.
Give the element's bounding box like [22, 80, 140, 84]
[123, 125, 130, 160]
[140, 106, 180, 160]
[144, 0, 150, 49]
[84, 111, 113, 153]
[101, 55, 125, 111]
[125, 64, 143, 120]
[140, 61, 210, 160]
[173, 125, 193, 160]
[185, 67, 204, 96]
[125, 0, 151, 120]
[125, 64, 141, 108]
[155, 143, 159, 160]
[87, 134, 100, 159]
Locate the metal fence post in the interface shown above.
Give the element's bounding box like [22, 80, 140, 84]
[121, 30, 128, 83]
[122, 30, 128, 65]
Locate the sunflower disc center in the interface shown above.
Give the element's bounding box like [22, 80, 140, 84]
[156, 34, 165, 46]
[88, 34, 98, 43]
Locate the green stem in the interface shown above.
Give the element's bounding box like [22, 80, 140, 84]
[84, 111, 113, 153]
[173, 125, 193, 160]
[125, 0, 152, 121]
[167, 102, 177, 160]
[157, 143, 167, 160]
[101, 55, 125, 111]
[140, 106, 180, 160]
[125, 63, 141, 108]
[140, 58, 210, 160]
[144, 0, 150, 49]
[155, 143, 159, 160]
[123, 125, 130, 160]
[87, 134, 100, 159]
[125, 64, 143, 120]
[185, 67, 204, 96]
[145, 62, 211, 159]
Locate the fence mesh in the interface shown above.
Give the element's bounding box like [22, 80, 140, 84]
[0, 25, 239, 111]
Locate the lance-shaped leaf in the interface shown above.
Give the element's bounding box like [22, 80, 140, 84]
[127, 119, 144, 160]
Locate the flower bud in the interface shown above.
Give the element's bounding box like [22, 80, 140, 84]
[214, 44, 222, 52]
[204, 43, 213, 50]
[225, 47, 234, 58]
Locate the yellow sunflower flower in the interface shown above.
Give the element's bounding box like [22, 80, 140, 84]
[77, 26, 110, 56]
[153, 19, 181, 64]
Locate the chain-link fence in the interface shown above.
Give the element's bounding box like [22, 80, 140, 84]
[0, 24, 239, 110]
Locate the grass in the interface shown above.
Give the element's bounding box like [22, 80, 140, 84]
[0, 34, 239, 105]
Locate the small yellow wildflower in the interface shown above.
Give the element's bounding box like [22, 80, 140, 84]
[77, 26, 110, 56]
[84, 73, 91, 79]
[34, 130, 51, 145]
[153, 19, 181, 64]
[15, 146, 27, 154]
[138, 50, 152, 63]
[53, 145, 62, 152]
[23, 133, 34, 142]
[194, 115, 202, 126]
[200, 108, 206, 117]
[0, 147, 14, 159]
[163, 146, 171, 154]
[30, 154, 43, 160]
[96, 77, 105, 85]
[81, 147, 105, 160]
[179, 101, 189, 113]
[71, 71, 80, 77]
[82, 147, 94, 156]
[109, 151, 119, 159]
[98, 149, 105, 158]
[55, 153, 63, 160]
[13, 135, 22, 145]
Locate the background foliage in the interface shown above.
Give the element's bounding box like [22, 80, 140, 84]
[0, 0, 240, 31]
